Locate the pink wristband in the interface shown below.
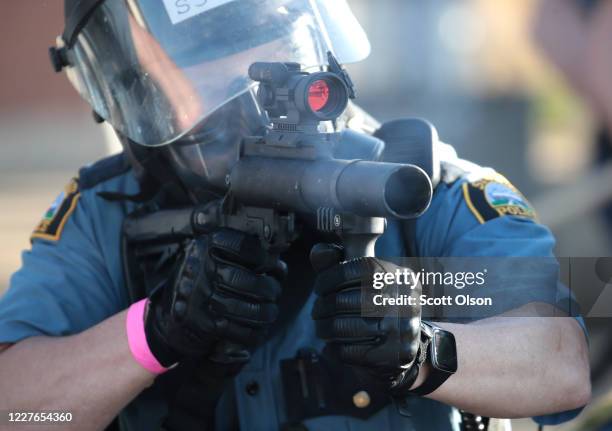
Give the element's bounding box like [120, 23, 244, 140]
[126, 299, 169, 375]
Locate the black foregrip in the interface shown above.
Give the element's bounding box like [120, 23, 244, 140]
[229, 157, 432, 220]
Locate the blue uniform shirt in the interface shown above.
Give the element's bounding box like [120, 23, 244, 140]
[0, 147, 585, 430]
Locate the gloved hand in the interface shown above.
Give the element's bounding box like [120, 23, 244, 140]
[144, 228, 284, 368]
[311, 244, 423, 395]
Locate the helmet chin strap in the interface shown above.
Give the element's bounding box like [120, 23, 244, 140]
[97, 134, 191, 206]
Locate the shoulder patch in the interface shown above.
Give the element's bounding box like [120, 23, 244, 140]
[31, 178, 81, 242]
[462, 174, 537, 223]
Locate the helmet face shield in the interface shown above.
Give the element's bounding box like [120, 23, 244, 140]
[65, 0, 370, 146]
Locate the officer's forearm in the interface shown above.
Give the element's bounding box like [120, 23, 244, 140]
[416, 308, 590, 418]
[0, 310, 155, 430]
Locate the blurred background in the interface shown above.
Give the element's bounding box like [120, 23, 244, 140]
[0, 1, 611, 429]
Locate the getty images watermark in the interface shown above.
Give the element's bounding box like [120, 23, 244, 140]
[371, 267, 491, 307]
[360, 257, 612, 320]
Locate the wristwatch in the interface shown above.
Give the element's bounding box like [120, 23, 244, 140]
[410, 321, 458, 396]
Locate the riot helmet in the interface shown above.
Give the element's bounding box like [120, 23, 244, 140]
[52, 0, 371, 201]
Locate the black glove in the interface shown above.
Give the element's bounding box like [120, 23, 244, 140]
[145, 228, 284, 368]
[311, 244, 422, 394]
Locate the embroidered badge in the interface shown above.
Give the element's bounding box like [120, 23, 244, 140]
[31, 178, 81, 242]
[462, 174, 536, 224]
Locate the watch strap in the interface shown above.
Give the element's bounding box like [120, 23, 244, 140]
[409, 363, 451, 396]
[410, 323, 455, 396]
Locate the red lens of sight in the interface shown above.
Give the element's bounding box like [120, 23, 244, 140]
[308, 79, 330, 112]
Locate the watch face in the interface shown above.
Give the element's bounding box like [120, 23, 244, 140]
[431, 329, 458, 373]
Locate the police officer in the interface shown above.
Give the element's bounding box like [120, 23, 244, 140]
[0, 1, 590, 430]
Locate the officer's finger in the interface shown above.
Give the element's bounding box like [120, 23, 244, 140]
[311, 287, 362, 319]
[267, 258, 288, 282]
[310, 243, 344, 273]
[208, 292, 279, 327]
[338, 341, 417, 369]
[215, 263, 282, 303]
[209, 228, 270, 269]
[315, 316, 385, 342]
[314, 257, 387, 296]
[326, 343, 385, 368]
[213, 318, 270, 348]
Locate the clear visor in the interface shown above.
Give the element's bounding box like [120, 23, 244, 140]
[65, 0, 370, 146]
